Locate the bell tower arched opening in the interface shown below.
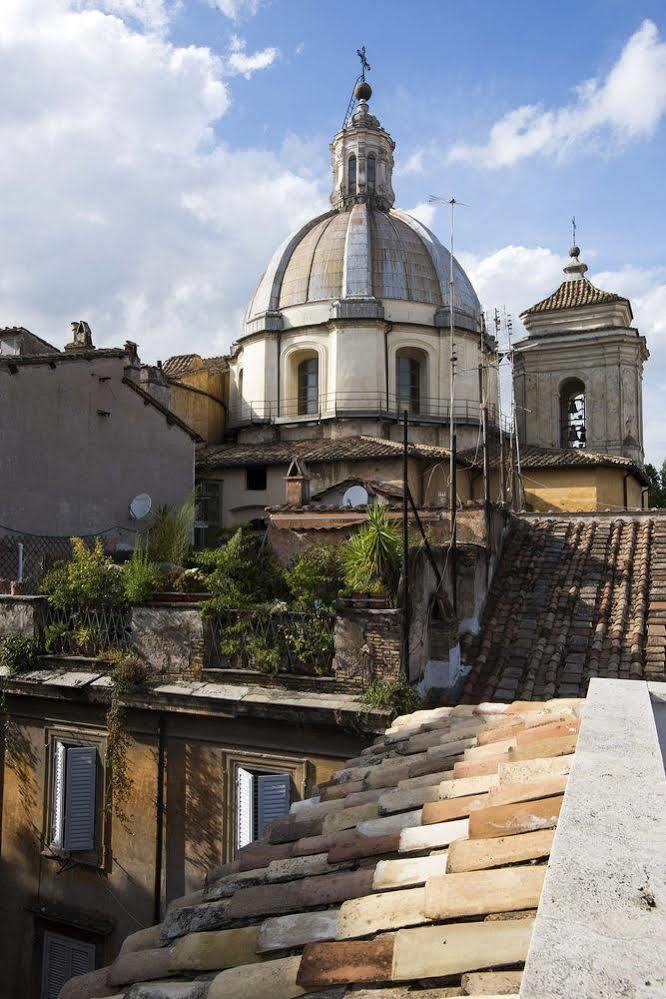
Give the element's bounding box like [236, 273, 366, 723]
[560, 377, 586, 449]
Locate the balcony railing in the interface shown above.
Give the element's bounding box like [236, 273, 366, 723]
[42, 604, 132, 655]
[228, 392, 499, 428]
[204, 609, 335, 676]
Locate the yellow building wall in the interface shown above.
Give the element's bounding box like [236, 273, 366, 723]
[168, 367, 227, 444]
[522, 467, 645, 513]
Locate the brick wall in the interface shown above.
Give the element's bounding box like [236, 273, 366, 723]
[333, 608, 402, 690]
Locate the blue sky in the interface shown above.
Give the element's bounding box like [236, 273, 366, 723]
[2, 0, 666, 459]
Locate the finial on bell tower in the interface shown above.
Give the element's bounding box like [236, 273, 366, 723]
[563, 218, 588, 281]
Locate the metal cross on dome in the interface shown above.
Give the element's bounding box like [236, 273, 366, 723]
[571, 215, 577, 246]
[357, 46, 371, 81]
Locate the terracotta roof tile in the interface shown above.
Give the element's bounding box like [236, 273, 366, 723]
[199, 435, 455, 469]
[521, 277, 628, 316]
[162, 353, 201, 377]
[66, 697, 586, 997]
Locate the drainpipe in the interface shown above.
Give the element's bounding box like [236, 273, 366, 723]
[623, 472, 630, 511]
[153, 715, 166, 924]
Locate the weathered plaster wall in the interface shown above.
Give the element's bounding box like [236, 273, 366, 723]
[0, 356, 194, 542]
[522, 467, 644, 513]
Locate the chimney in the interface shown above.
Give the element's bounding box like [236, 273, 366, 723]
[284, 457, 310, 507]
[65, 320, 94, 351]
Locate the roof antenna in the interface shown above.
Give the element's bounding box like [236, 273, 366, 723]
[342, 46, 371, 129]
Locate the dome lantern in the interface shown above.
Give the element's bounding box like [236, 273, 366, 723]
[329, 83, 395, 213]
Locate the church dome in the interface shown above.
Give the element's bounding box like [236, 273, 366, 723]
[244, 203, 481, 333]
[243, 85, 481, 338]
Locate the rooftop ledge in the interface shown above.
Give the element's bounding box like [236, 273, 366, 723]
[520, 677, 666, 999]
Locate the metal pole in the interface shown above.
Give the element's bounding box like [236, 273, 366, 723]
[402, 410, 410, 681]
[449, 199, 456, 535]
[17, 542, 24, 583]
[451, 432, 457, 615]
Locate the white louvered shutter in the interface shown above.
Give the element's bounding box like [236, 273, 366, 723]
[257, 773, 291, 840]
[41, 932, 94, 999]
[63, 746, 97, 852]
[51, 742, 66, 847]
[236, 766, 254, 849]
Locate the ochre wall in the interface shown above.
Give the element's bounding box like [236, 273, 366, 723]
[0, 695, 362, 998]
[168, 367, 227, 445]
[522, 467, 645, 513]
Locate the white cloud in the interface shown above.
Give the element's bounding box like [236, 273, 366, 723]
[225, 34, 279, 78]
[396, 148, 426, 176]
[73, 0, 178, 33]
[295, 41, 305, 56]
[209, 0, 262, 21]
[405, 202, 437, 228]
[449, 19, 666, 168]
[0, 0, 326, 362]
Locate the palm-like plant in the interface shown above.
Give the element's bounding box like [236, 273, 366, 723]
[342, 501, 403, 601]
[145, 495, 195, 567]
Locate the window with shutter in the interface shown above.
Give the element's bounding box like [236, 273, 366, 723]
[41, 931, 94, 999]
[257, 772, 291, 840]
[63, 746, 97, 852]
[236, 766, 254, 850]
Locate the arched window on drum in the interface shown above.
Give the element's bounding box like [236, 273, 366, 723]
[348, 154, 357, 196]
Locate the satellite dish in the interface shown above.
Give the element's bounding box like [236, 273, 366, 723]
[129, 493, 152, 520]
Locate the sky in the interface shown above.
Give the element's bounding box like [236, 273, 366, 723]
[3, 0, 666, 460]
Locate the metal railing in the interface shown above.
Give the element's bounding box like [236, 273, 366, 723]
[204, 609, 335, 676]
[228, 392, 500, 428]
[42, 604, 132, 656]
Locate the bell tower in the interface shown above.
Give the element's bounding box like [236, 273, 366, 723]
[513, 245, 649, 465]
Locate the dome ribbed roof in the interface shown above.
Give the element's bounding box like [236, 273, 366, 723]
[244, 203, 481, 333]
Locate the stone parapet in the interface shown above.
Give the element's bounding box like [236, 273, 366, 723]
[0, 594, 46, 640]
[131, 603, 204, 679]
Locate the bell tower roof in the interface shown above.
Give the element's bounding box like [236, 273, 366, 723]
[520, 245, 631, 322]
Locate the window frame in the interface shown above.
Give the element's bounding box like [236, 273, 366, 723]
[366, 153, 376, 193]
[348, 153, 357, 195]
[43, 728, 107, 869]
[225, 751, 310, 860]
[396, 354, 421, 415]
[297, 356, 319, 416]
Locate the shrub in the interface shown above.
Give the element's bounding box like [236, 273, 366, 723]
[199, 527, 286, 612]
[41, 538, 124, 608]
[122, 542, 162, 605]
[145, 495, 195, 567]
[342, 502, 403, 602]
[285, 545, 344, 610]
[360, 677, 421, 721]
[0, 634, 38, 675]
[173, 568, 208, 593]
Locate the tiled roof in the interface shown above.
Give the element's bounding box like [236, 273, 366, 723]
[204, 355, 228, 374]
[462, 514, 663, 704]
[162, 353, 202, 377]
[460, 443, 648, 484]
[162, 354, 228, 378]
[521, 278, 628, 316]
[61, 696, 584, 999]
[199, 435, 455, 468]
